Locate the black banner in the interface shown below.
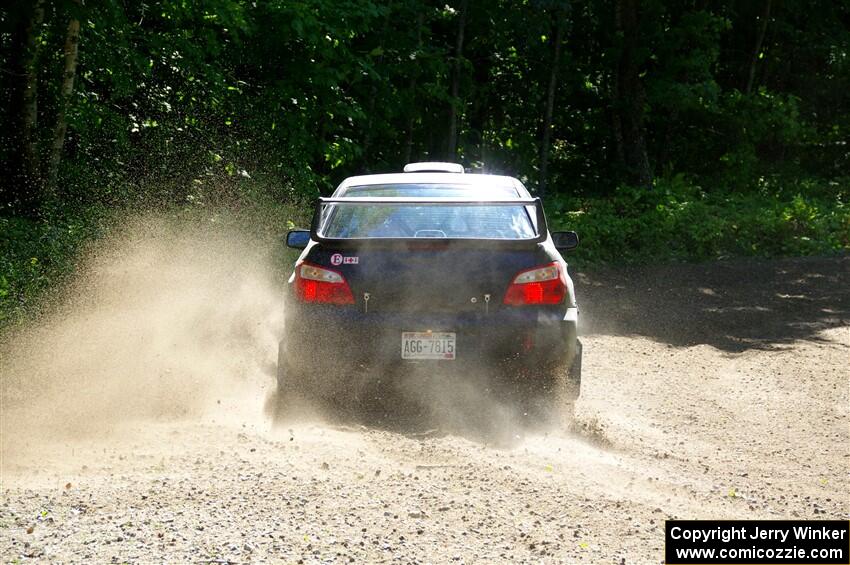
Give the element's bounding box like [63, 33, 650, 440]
[665, 520, 850, 564]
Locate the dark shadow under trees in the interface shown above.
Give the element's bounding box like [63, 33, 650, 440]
[575, 255, 850, 352]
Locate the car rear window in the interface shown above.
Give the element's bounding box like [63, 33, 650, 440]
[321, 184, 536, 240]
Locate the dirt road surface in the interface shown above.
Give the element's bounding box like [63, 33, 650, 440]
[1, 224, 847, 564]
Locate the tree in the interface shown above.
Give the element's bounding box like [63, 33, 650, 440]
[4, 0, 45, 215]
[46, 12, 81, 199]
[446, 0, 469, 161]
[0, 0, 846, 212]
[539, 2, 568, 197]
[745, 0, 772, 94]
[613, 0, 652, 188]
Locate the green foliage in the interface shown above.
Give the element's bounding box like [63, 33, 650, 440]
[0, 0, 848, 325]
[0, 180, 309, 327]
[0, 208, 105, 325]
[549, 177, 850, 265]
[3, 0, 848, 201]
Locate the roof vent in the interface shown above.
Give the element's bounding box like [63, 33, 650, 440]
[403, 162, 464, 174]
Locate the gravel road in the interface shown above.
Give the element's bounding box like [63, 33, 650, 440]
[1, 242, 848, 563]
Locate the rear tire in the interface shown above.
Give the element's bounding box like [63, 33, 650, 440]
[563, 339, 582, 414]
[270, 342, 310, 422]
[517, 339, 582, 423]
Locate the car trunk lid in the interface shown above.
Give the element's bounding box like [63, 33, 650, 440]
[306, 243, 550, 314]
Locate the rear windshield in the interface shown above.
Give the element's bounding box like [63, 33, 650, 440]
[321, 184, 536, 240]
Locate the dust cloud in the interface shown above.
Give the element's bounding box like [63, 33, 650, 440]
[1, 213, 285, 462]
[1, 212, 572, 476]
[271, 354, 569, 448]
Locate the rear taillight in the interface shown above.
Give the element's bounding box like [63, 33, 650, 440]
[294, 262, 355, 305]
[503, 262, 567, 306]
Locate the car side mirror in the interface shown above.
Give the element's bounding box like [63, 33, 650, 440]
[551, 231, 579, 251]
[285, 229, 311, 249]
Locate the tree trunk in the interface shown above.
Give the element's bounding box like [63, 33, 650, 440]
[466, 50, 491, 170]
[46, 16, 81, 200]
[403, 12, 426, 164]
[539, 7, 566, 197]
[745, 0, 772, 94]
[359, 2, 394, 171]
[656, 109, 678, 173]
[12, 0, 46, 214]
[446, 0, 468, 162]
[614, 0, 652, 188]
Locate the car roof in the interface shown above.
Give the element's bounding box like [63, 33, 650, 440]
[335, 172, 529, 197]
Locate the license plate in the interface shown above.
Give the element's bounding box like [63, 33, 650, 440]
[401, 332, 456, 360]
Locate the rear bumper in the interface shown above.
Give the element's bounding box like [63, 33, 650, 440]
[282, 304, 578, 372]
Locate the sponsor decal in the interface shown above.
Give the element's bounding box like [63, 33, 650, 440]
[330, 253, 358, 266]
